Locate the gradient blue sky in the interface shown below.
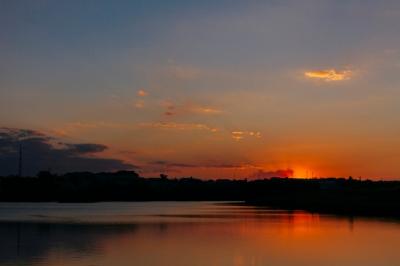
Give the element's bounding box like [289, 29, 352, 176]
[1, 0, 400, 178]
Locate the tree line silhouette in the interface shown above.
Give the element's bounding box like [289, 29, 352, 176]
[1, 171, 400, 217]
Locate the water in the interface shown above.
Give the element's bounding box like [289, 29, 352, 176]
[0, 202, 399, 266]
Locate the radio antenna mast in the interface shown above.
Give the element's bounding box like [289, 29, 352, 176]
[18, 143, 22, 177]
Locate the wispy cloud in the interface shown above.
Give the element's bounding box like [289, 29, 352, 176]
[134, 100, 145, 109]
[250, 169, 294, 179]
[231, 131, 261, 141]
[144, 160, 292, 179]
[54, 121, 262, 145]
[160, 100, 222, 117]
[304, 69, 352, 81]
[52, 122, 132, 136]
[190, 106, 222, 115]
[149, 160, 252, 169]
[140, 122, 219, 132]
[161, 100, 176, 116]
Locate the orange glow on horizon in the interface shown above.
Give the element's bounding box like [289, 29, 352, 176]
[292, 167, 318, 179]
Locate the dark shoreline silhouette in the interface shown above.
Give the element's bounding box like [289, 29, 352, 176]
[1, 171, 400, 218]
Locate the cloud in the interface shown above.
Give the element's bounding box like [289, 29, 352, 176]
[65, 143, 108, 154]
[0, 128, 135, 176]
[304, 69, 352, 81]
[147, 161, 251, 173]
[151, 161, 196, 168]
[0, 128, 48, 140]
[160, 100, 222, 117]
[160, 100, 176, 116]
[250, 169, 294, 179]
[52, 122, 132, 136]
[134, 90, 147, 109]
[140, 122, 218, 132]
[231, 131, 261, 141]
[134, 100, 145, 109]
[137, 89, 148, 97]
[190, 106, 222, 115]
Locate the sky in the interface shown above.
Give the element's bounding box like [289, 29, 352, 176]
[1, 0, 400, 179]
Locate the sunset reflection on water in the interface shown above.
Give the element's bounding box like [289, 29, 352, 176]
[0, 202, 399, 266]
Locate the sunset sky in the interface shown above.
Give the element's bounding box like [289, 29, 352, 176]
[1, 0, 400, 178]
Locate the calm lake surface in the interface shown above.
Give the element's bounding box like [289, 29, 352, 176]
[0, 202, 399, 266]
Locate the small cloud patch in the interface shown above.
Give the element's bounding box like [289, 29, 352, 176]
[231, 131, 261, 141]
[304, 69, 352, 81]
[137, 90, 148, 97]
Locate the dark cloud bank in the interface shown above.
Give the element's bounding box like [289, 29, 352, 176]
[0, 128, 134, 176]
[250, 169, 294, 179]
[149, 160, 294, 178]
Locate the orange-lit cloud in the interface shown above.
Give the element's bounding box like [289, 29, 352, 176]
[137, 89, 148, 97]
[160, 101, 222, 117]
[304, 69, 352, 81]
[190, 106, 222, 115]
[231, 131, 261, 141]
[140, 122, 219, 132]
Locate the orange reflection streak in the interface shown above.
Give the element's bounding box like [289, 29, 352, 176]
[36, 204, 400, 266]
